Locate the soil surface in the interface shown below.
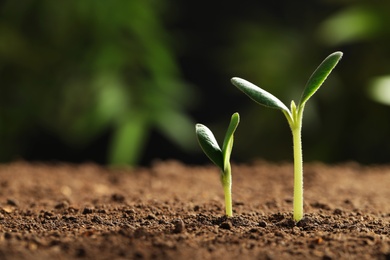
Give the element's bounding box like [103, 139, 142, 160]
[0, 160, 389, 259]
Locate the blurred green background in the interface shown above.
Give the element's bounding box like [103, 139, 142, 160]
[1, 0, 390, 166]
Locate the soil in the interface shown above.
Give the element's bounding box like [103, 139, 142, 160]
[0, 160, 389, 260]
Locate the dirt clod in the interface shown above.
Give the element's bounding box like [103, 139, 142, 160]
[172, 218, 185, 233]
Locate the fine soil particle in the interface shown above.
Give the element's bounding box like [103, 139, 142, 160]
[0, 160, 389, 259]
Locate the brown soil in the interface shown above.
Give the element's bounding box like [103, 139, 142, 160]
[0, 160, 389, 259]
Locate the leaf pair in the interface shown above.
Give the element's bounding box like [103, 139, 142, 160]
[231, 52, 343, 119]
[195, 113, 240, 172]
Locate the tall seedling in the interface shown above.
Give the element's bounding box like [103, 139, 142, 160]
[231, 52, 342, 221]
[195, 112, 240, 217]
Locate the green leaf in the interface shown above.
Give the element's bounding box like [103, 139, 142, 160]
[299, 51, 343, 107]
[231, 77, 290, 114]
[222, 113, 240, 172]
[195, 124, 224, 170]
[154, 109, 197, 151]
[108, 112, 148, 166]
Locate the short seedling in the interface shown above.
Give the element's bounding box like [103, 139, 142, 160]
[231, 52, 342, 222]
[195, 112, 240, 217]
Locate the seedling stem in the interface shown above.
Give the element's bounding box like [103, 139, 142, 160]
[291, 103, 304, 221]
[222, 163, 233, 216]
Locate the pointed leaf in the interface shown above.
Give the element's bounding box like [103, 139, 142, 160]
[222, 113, 240, 171]
[231, 77, 290, 114]
[195, 124, 224, 170]
[299, 51, 343, 107]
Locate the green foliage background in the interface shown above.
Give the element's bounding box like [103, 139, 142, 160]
[0, 1, 197, 165]
[1, 1, 390, 165]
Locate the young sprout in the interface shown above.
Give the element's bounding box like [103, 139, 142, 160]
[231, 52, 342, 222]
[195, 112, 240, 217]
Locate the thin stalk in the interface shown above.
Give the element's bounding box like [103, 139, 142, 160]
[287, 102, 304, 222]
[222, 164, 233, 217]
[287, 102, 304, 221]
[291, 122, 303, 221]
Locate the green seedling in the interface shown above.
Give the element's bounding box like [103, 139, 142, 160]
[195, 112, 240, 217]
[231, 52, 342, 222]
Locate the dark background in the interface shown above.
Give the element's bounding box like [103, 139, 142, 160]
[1, 1, 390, 166]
